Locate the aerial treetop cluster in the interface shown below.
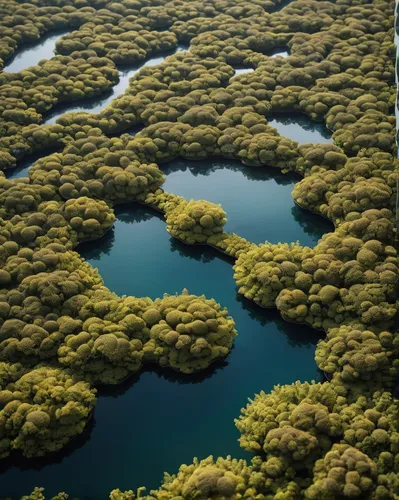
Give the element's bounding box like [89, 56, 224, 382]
[0, 0, 398, 498]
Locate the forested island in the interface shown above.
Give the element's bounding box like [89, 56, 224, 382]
[0, 0, 398, 498]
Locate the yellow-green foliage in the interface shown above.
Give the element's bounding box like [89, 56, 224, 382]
[305, 444, 378, 499]
[315, 326, 399, 386]
[57, 288, 237, 383]
[28, 130, 165, 203]
[0, 365, 96, 458]
[234, 209, 398, 330]
[146, 456, 259, 500]
[0, 0, 397, 496]
[236, 382, 399, 497]
[165, 199, 227, 244]
[234, 242, 313, 308]
[149, 290, 236, 374]
[235, 381, 345, 456]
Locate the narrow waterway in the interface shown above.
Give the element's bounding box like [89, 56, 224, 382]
[43, 45, 188, 125]
[3, 30, 70, 73]
[5, 114, 333, 180]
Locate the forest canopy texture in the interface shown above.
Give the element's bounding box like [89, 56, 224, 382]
[0, 0, 398, 498]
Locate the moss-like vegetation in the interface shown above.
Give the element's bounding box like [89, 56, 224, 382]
[0, 0, 398, 497]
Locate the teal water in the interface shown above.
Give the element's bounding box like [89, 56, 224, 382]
[5, 158, 35, 181]
[1, 161, 327, 498]
[4, 150, 61, 180]
[1, 17, 330, 497]
[162, 159, 333, 246]
[4, 31, 69, 73]
[269, 114, 333, 143]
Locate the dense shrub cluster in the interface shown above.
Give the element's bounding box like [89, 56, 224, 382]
[0, 0, 398, 498]
[0, 164, 236, 458]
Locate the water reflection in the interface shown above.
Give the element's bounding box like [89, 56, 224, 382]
[269, 113, 333, 143]
[163, 157, 295, 184]
[291, 205, 333, 241]
[170, 234, 234, 265]
[4, 30, 69, 73]
[99, 360, 230, 399]
[236, 294, 324, 349]
[5, 147, 62, 180]
[0, 202, 323, 499]
[5, 158, 34, 180]
[0, 416, 95, 473]
[162, 158, 333, 246]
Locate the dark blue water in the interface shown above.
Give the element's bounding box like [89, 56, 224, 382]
[0, 167, 326, 498]
[4, 31, 70, 73]
[5, 151, 58, 180]
[1, 20, 330, 497]
[162, 159, 332, 246]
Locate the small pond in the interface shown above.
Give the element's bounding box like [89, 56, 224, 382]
[162, 159, 333, 246]
[269, 114, 333, 144]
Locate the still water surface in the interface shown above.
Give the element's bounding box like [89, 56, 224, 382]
[162, 159, 332, 246]
[270, 114, 333, 144]
[4, 31, 69, 73]
[43, 45, 188, 124]
[1, 168, 328, 498]
[1, 21, 330, 498]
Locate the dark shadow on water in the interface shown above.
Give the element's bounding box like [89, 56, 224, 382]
[78, 228, 116, 261]
[236, 293, 324, 350]
[5, 146, 62, 180]
[116, 124, 144, 137]
[169, 235, 234, 265]
[162, 158, 298, 186]
[43, 44, 189, 125]
[0, 415, 95, 475]
[275, 0, 294, 11]
[78, 204, 162, 260]
[116, 203, 161, 224]
[291, 205, 334, 242]
[98, 359, 230, 399]
[42, 91, 116, 123]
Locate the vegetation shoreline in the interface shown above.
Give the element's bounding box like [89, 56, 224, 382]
[0, 0, 398, 498]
